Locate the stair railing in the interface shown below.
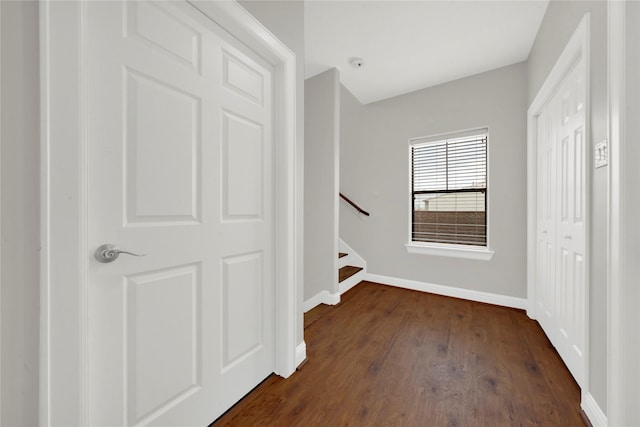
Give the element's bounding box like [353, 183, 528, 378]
[339, 193, 370, 216]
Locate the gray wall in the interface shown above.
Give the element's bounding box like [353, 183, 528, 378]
[340, 62, 528, 298]
[304, 69, 339, 301]
[527, 0, 608, 412]
[239, 0, 306, 348]
[0, 1, 40, 426]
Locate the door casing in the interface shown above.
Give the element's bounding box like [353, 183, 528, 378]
[39, 1, 300, 425]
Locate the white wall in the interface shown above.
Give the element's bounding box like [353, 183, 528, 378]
[340, 62, 528, 298]
[527, 0, 608, 412]
[608, 2, 640, 423]
[0, 2, 40, 426]
[238, 0, 306, 348]
[304, 69, 339, 301]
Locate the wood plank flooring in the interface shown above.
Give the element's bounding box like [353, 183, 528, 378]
[212, 281, 586, 426]
[338, 265, 363, 282]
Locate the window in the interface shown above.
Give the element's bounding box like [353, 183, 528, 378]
[410, 129, 488, 249]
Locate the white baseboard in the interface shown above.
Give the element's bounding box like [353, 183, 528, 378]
[526, 307, 537, 320]
[581, 391, 607, 426]
[303, 290, 340, 313]
[338, 270, 365, 295]
[366, 273, 527, 310]
[295, 341, 307, 368]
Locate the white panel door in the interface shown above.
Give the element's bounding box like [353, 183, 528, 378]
[535, 57, 586, 388]
[87, 2, 274, 425]
[553, 59, 587, 387]
[535, 102, 557, 339]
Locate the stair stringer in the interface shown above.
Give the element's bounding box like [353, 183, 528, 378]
[338, 238, 367, 294]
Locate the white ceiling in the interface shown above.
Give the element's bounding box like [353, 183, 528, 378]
[305, 0, 549, 105]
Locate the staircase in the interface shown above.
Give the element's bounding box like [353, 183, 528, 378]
[338, 239, 366, 294]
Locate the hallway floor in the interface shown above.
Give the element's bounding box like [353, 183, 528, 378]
[212, 281, 587, 426]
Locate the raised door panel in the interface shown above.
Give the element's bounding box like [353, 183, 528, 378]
[222, 252, 264, 371]
[572, 127, 584, 224]
[557, 247, 569, 341]
[126, 1, 201, 74]
[126, 264, 202, 425]
[125, 70, 201, 225]
[223, 51, 264, 106]
[222, 111, 264, 220]
[559, 134, 570, 224]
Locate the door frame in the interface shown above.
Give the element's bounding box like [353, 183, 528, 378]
[39, 1, 299, 425]
[526, 13, 590, 388]
[608, 1, 640, 425]
[0, 2, 3, 423]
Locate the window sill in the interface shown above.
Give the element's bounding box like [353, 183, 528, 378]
[405, 242, 495, 261]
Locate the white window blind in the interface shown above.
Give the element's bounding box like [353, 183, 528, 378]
[410, 130, 487, 246]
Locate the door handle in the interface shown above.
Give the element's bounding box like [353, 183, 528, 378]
[564, 235, 572, 240]
[95, 244, 146, 263]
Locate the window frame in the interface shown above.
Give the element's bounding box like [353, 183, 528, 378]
[405, 127, 494, 261]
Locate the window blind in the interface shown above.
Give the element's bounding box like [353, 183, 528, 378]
[411, 132, 487, 246]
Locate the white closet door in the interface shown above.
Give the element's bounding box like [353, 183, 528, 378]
[535, 57, 587, 388]
[536, 102, 557, 339]
[553, 59, 587, 387]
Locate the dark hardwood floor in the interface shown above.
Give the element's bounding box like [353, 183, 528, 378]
[212, 281, 586, 426]
[339, 265, 364, 282]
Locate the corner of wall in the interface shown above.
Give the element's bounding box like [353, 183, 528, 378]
[303, 68, 341, 303]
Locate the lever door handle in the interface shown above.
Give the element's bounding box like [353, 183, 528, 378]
[95, 244, 146, 263]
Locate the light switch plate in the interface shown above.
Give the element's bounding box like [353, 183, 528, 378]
[595, 139, 608, 168]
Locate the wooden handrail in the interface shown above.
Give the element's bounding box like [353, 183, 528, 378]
[339, 193, 370, 216]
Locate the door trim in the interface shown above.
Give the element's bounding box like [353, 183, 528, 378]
[39, 1, 299, 425]
[608, 1, 640, 424]
[0, 2, 3, 423]
[526, 12, 590, 390]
